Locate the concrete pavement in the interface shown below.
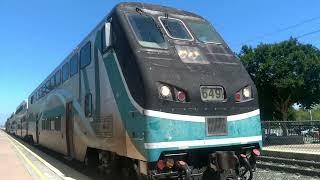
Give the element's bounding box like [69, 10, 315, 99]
[0, 130, 90, 180]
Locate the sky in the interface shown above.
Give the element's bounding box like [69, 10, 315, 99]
[0, 0, 320, 125]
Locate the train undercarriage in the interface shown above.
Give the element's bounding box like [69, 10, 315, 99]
[86, 145, 260, 180]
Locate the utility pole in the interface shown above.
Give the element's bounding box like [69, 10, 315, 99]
[309, 109, 313, 121]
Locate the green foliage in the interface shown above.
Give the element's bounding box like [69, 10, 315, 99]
[293, 109, 310, 121]
[239, 38, 320, 121]
[291, 108, 320, 121]
[314, 110, 320, 120]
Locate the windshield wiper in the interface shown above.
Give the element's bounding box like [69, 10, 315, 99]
[135, 7, 144, 15]
[135, 7, 165, 36]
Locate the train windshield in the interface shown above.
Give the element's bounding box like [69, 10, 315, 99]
[187, 21, 222, 44]
[127, 13, 168, 49]
[159, 17, 193, 40]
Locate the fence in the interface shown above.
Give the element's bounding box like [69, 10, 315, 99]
[261, 120, 320, 153]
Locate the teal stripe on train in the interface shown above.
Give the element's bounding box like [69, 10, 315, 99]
[145, 114, 261, 142]
[103, 52, 148, 158]
[103, 52, 262, 162]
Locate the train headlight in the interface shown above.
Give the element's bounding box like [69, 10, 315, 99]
[175, 45, 208, 64]
[158, 82, 188, 102]
[178, 49, 188, 59]
[235, 86, 253, 102]
[243, 86, 252, 98]
[160, 85, 171, 97]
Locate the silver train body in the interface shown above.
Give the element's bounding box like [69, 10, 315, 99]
[6, 101, 28, 136]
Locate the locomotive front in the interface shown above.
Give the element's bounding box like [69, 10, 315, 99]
[108, 3, 262, 179]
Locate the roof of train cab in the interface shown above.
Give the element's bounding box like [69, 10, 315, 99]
[114, 2, 204, 19]
[108, 2, 258, 116]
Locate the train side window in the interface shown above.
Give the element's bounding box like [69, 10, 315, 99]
[62, 63, 69, 82]
[30, 95, 34, 104]
[37, 91, 40, 100]
[55, 70, 61, 86]
[55, 116, 61, 131]
[85, 93, 92, 117]
[42, 86, 46, 97]
[38, 90, 41, 99]
[46, 119, 49, 130]
[47, 118, 50, 130]
[50, 77, 55, 90]
[46, 118, 49, 130]
[70, 53, 79, 76]
[46, 81, 50, 92]
[50, 118, 55, 131]
[80, 42, 91, 69]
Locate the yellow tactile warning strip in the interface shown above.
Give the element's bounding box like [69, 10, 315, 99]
[4, 131, 78, 180]
[0, 131, 33, 180]
[8, 136, 49, 180]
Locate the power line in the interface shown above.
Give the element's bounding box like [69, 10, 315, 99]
[238, 16, 320, 45]
[296, 29, 320, 39]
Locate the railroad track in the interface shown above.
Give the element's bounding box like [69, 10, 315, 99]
[257, 155, 320, 177]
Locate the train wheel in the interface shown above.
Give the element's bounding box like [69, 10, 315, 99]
[30, 136, 35, 145]
[202, 167, 219, 180]
[84, 149, 99, 169]
[119, 159, 139, 180]
[239, 157, 253, 180]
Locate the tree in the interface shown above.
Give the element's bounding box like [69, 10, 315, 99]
[239, 38, 320, 123]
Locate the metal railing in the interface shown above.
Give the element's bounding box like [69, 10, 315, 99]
[261, 120, 320, 152]
[259, 121, 320, 175]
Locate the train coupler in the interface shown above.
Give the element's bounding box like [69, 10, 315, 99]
[209, 151, 239, 171]
[204, 151, 240, 179]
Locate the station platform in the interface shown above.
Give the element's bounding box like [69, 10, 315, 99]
[0, 130, 90, 180]
[263, 144, 320, 155]
[0, 131, 32, 179]
[262, 144, 320, 162]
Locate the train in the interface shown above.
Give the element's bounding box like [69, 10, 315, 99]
[6, 101, 28, 136]
[5, 2, 262, 180]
